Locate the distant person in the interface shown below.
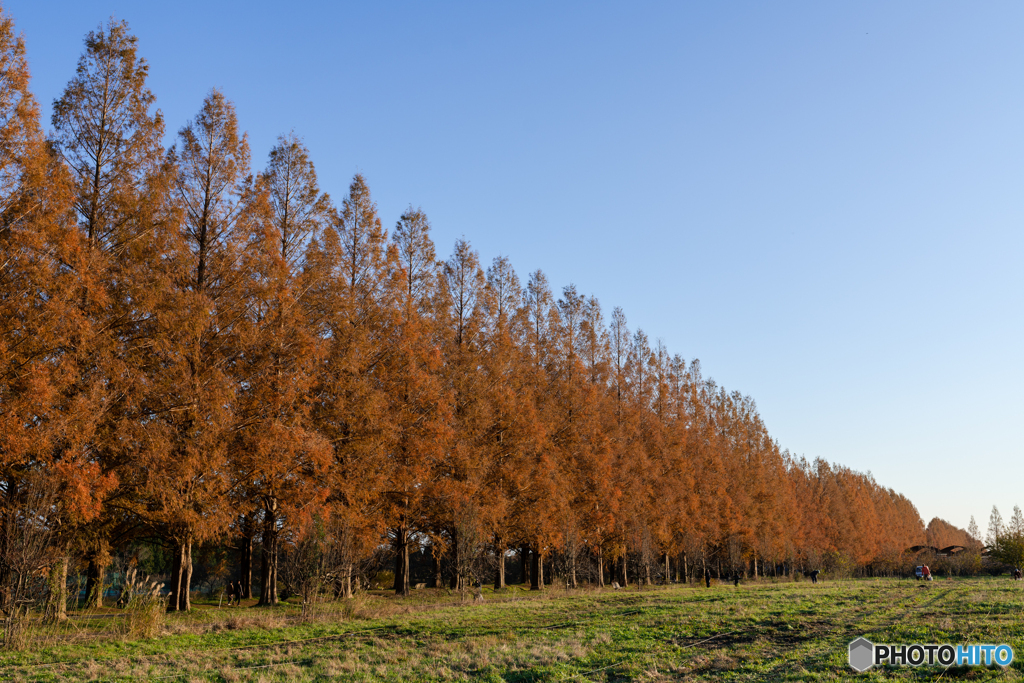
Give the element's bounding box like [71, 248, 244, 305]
[1013, 568, 1022, 581]
[704, 568, 711, 588]
[235, 581, 244, 603]
[225, 581, 236, 606]
[808, 569, 820, 584]
[733, 572, 740, 587]
[922, 565, 931, 581]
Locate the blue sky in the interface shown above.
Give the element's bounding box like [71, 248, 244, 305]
[10, 1, 1023, 532]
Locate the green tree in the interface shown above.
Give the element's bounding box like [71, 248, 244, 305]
[989, 532, 1024, 570]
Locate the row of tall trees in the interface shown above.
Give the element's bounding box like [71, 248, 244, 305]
[1, 14, 929, 614]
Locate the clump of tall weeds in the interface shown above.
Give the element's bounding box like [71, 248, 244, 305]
[116, 566, 165, 639]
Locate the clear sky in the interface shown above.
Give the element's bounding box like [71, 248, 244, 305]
[8, 1, 1022, 533]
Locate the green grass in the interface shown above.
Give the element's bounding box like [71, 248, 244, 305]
[3, 577, 1024, 681]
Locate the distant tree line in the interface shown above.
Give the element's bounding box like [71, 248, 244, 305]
[1, 15, 938, 619]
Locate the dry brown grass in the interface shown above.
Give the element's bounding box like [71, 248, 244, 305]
[710, 652, 738, 670]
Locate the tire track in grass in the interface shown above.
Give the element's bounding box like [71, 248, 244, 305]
[754, 582, 961, 680]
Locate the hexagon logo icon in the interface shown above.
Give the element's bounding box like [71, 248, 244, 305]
[849, 637, 874, 672]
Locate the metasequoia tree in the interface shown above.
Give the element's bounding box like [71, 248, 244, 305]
[141, 90, 256, 612]
[309, 174, 393, 598]
[430, 238, 502, 592]
[479, 255, 538, 590]
[0, 9, 115, 620]
[519, 270, 561, 589]
[382, 208, 448, 596]
[49, 17, 168, 608]
[968, 516, 981, 542]
[575, 295, 618, 586]
[548, 285, 615, 587]
[233, 134, 333, 607]
[51, 19, 164, 249]
[987, 507, 1004, 548]
[263, 132, 332, 269]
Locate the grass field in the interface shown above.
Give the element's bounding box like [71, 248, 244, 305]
[3, 576, 1024, 681]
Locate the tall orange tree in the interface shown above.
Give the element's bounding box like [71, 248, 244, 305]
[50, 18, 169, 607]
[232, 133, 333, 606]
[548, 285, 615, 587]
[519, 270, 561, 589]
[0, 9, 115, 618]
[381, 208, 448, 596]
[310, 174, 393, 597]
[479, 256, 540, 589]
[430, 238, 493, 591]
[139, 90, 257, 611]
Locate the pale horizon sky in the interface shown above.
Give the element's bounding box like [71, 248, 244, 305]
[8, 1, 1023, 533]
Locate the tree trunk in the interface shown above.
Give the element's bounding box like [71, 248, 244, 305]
[393, 526, 410, 596]
[597, 547, 605, 587]
[343, 563, 353, 599]
[0, 560, 8, 613]
[182, 542, 193, 611]
[259, 502, 279, 606]
[240, 534, 253, 599]
[431, 547, 442, 588]
[753, 550, 758, 579]
[682, 551, 688, 584]
[664, 553, 671, 584]
[449, 532, 459, 590]
[619, 554, 628, 587]
[530, 549, 541, 590]
[167, 544, 182, 612]
[494, 544, 505, 590]
[85, 557, 104, 609]
[43, 557, 68, 623]
[520, 547, 529, 585]
[167, 541, 192, 612]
